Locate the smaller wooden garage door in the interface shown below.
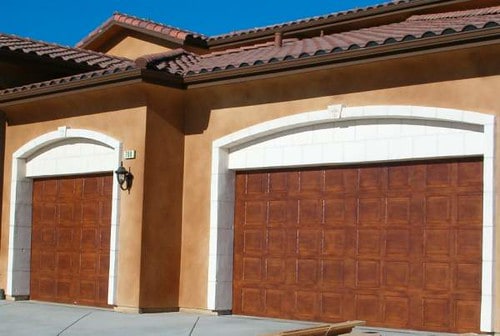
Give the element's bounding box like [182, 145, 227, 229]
[233, 158, 483, 333]
[31, 174, 112, 307]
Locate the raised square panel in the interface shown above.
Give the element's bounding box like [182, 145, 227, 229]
[456, 263, 481, 291]
[83, 177, 100, 196]
[455, 299, 480, 331]
[40, 228, 56, 246]
[295, 291, 317, 318]
[243, 230, 264, 253]
[425, 196, 451, 225]
[456, 229, 482, 259]
[388, 166, 410, 189]
[298, 230, 320, 256]
[426, 163, 451, 187]
[359, 167, 382, 191]
[59, 203, 76, 224]
[41, 204, 57, 223]
[297, 259, 318, 284]
[321, 260, 344, 285]
[387, 198, 410, 224]
[56, 253, 72, 274]
[40, 253, 56, 272]
[298, 200, 322, 225]
[81, 229, 98, 249]
[324, 198, 356, 226]
[265, 258, 285, 283]
[457, 195, 483, 226]
[384, 296, 409, 325]
[321, 293, 342, 318]
[384, 262, 409, 287]
[269, 201, 287, 225]
[457, 161, 483, 187]
[357, 261, 380, 288]
[56, 280, 71, 299]
[243, 257, 262, 281]
[80, 254, 98, 273]
[385, 230, 410, 256]
[267, 229, 285, 254]
[424, 230, 451, 257]
[356, 294, 380, 321]
[39, 278, 56, 297]
[424, 263, 450, 290]
[269, 172, 288, 192]
[325, 169, 357, 193]
[357, 230, 380, 255]
[82, 201, 100, 223]
[358, 198, 384, 226]
[56, 228, 76, 249]
[59, 179, 76, 196]
[246, 174, 267, 194]
[265, 289, 284, 316]
[299, 171, 323, 191]
[422, 298, 450, 328]
[322, 230, 346, 257]
[244, 201, 267, 226]
[79, 280, 96, 300]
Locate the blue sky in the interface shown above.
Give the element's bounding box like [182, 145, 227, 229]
[1, 0, 385, 47]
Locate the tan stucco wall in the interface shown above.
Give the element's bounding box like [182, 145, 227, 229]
[179, 43, 500, 322]
[105, 35, 173, 59]
[139, 86, 185, 309]
[0, 86, 149, 309]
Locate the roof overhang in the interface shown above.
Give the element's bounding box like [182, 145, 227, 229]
[1, 24, 499, 105]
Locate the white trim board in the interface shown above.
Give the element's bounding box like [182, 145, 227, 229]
[208, 105, 495, 332]
[6, 127, 122, 306]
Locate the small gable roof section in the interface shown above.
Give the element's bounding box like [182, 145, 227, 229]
[0, 33, 134, 70]
[77, 12, 208, 52]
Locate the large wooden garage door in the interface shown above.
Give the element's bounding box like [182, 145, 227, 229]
[233, 158, 482, 333]
[31, 174, 112, 307]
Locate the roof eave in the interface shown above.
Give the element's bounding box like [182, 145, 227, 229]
[186, 26, 500, 87]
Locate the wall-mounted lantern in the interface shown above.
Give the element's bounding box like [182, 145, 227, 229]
[115, 161, 133, 191]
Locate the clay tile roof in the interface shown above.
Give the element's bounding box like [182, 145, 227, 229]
[182, 5, 500, 76]
[0, 33, 134, 69]
[0, 65, 137, 96]
[207, 0, 415, 42]
[135, 49, 200, 75]
[76, 12, 207, 48]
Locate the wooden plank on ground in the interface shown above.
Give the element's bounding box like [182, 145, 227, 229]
[262, 320, 366, 336]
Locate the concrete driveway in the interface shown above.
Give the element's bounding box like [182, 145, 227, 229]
[0, 301, 319, 336]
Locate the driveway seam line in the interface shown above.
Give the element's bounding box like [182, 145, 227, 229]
[57, 311, 93, 336]
[188, 316, 200, 336]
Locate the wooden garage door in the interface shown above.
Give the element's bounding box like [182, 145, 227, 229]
[31, 174, 112, 307]
[233, 158, 482, 333]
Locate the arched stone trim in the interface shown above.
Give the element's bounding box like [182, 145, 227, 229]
[208, 105, 495, 332]
[6, 127, 122, 306]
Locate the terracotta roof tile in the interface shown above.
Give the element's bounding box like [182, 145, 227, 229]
[76, 12, 207, 48]
[207, 0, 415, 41]
[183, 6, 500, 75]
[0, 65, 137, 95]
[0, 33, 134, 69]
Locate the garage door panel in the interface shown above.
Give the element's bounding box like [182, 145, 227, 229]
[234, 158, 482, 332]
[31, 174, 112, 307]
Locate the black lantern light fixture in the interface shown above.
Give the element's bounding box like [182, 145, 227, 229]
[115, 161, 133, 191]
